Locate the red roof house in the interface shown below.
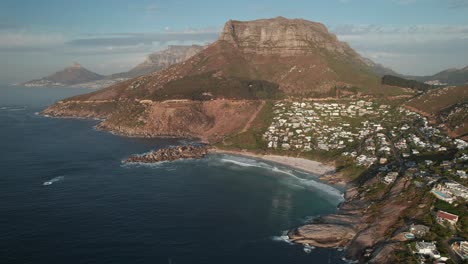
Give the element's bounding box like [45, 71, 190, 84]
[436, 210, 459, 226]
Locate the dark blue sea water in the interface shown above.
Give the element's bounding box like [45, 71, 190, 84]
[0, 86, 346, 264]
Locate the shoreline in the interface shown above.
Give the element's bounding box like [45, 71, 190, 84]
[210, 148, 346, 185]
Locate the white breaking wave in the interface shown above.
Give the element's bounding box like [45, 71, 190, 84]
[220, 158, 263, 168]
[43, 176, 64, 186]
[217, 155, 343, 200]
[271, 231, 293, 245]
[0, 106, 27, 112]
[303, 244, 315, 253]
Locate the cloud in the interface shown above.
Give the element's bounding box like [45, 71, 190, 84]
[333, 23, 468, 75]
[448, 0, 468, 8]
[0, 31, 65, 50]
[67, 29, 218, 47]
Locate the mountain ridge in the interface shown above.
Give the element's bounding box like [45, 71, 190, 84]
[21, 45, 206, 88]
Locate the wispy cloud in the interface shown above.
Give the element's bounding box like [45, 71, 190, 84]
[333, 23, 468, 74]
[67, 30, 218, 47]
[448, 0, 468, 8]
[0, 31, 65, 50]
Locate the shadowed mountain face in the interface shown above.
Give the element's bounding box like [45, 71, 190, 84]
[65, 17, 382, 101]
[23, 63, 105, 86]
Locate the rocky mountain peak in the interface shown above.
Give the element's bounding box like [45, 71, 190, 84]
[218, 17, 346, 55]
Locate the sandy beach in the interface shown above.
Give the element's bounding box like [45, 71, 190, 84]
[210, 149, 342, 183]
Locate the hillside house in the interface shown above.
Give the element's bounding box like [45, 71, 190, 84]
[436, 210, 459, 226]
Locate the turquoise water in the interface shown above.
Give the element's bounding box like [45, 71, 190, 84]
[0, 86, 345, 263]
[432, 190, 450, 199]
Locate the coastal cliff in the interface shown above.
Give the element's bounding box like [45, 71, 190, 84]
[288, 172, 432, 263]
[43, 99, 265, 142]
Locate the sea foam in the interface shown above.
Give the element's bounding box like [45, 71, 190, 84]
[43, 176, 64, 186]
[218, 155, 343, 200]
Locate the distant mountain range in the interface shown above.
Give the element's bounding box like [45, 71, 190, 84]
[21, 33, 467, 90]
[405, 66, 468, 86]
[21, 45, 206, 88]
[111, 45, 205, 79]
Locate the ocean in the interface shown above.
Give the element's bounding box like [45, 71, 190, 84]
[0, 86, 346, 264]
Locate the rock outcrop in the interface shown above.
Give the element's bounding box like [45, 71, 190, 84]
[124, 145, 208, 163]
[288, 174, 428, 263]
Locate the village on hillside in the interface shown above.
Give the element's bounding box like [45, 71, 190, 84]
[263, 100, 468, 263]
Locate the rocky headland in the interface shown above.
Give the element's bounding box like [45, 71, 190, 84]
[123, 145, 209, 163]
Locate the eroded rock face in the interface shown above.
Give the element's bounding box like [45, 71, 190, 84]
[124, 145, 208, 163]
[219, 17, 350, 56]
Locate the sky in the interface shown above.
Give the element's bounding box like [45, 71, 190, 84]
[1, 0, 468, 84]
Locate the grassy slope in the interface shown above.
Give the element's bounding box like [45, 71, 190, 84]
[406, 86, 468, 114]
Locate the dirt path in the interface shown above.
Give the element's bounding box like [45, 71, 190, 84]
[241, 100, 265, 133]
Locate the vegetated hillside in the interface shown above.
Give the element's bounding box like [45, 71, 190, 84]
[60, 16, 382, 102]
[382, 75, 435, 92]
[408, 66, 468, 86]
[23, 63, 104, 86]
[405, 85, 468, 139]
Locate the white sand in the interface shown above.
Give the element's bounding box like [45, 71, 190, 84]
[210, 149, 335, 176]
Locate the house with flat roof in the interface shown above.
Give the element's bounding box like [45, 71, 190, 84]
[436, 210, 459, 226]
[415, 241, 441, 259]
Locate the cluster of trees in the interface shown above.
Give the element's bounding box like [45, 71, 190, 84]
[382, 75, 434, 92]
[150, 72, 284, 101]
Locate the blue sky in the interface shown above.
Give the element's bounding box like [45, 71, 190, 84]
[1, 0, 468, 83]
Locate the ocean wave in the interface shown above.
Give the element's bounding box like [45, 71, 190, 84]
[43, 176, 64, 186]
[121, 160, 186, 172]
[271, 231, 293, 245]
[303, 244, 315, 253]
[0, 106, 27, 112]
[216, 155, 343, 200]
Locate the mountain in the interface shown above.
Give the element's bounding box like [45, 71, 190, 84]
[22, 45, 206, 88]
[43, 17, 392, 141]
[22, 63, 105, 87]
[112, 45, 205, 79]
[406, 66, 468, 86]
[55, 17, 382, 100]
